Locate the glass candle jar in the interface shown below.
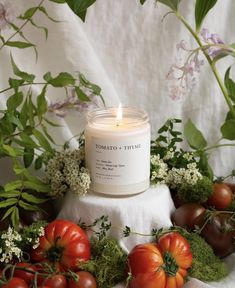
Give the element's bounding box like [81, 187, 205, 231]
[85, 106, 150, 195]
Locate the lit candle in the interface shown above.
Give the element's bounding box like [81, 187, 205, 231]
[85, 106, 150, 195]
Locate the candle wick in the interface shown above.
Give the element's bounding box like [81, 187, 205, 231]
[116, 121, 120, 127]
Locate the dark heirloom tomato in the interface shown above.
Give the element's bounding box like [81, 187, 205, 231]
[207, 183, 233, 210]
[128, 232, 192, 288]
[171, 203, 206, 230]
[31, 219, 90, 271]
[1, 277, 29, 288]
[201, 213, 235, 258]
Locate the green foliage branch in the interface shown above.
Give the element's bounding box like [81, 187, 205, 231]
[0, 0, 104, 228]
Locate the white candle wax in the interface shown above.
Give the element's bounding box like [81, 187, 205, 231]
[85, 107, 150, 195]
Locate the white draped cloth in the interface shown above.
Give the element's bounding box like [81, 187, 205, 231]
[0, 0, 235, 287]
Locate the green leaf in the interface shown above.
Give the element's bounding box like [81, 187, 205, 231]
[43, 72, 52, 82]
[0, 198, 18, 208]
[156, 0, 181, 11]
[221, 119, 235, 140]
[23, 147, 34, 168]
[4, 180, 23, 192]
[195, 0, 218, 32]
[20, 133, 39, 148]
[19, 200, 37, 211]
[6, 113, 24, 130]
[23, 181, 50, 193]
[8, 78, 25, 90]
[11, 207, 19, 228]
[20, 7, 37, 19]
[48, 72, 75, 87]
[140, 0, 147, 4]
[21, 192, 48, 204]
[2, 144, 23, 157]
[33, 129, 54, 153]
[10, 55, 35, 83]
[65, 0, 96, 22]
[5, 41, 35, 49]
[37, 85, 48, 117]
[184, 119, 207, 150]
[2, 206, 15, 221]
[224, 67, 235, 103]
[6, 92, 24, 110]
[0, 190, 20, 198]
[35, 156, 43, 170]
[225, 106, 235, 120]
[19, 98, 28, 128]
[75, 86, 91, 102]
[0, 35, 5, 43]
[28, 93, 36, 127]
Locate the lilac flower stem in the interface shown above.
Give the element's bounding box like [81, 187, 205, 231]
[175, 11, 235, 118]
[0, 0, 45, 50]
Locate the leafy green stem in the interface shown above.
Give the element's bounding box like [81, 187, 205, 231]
[0, 82, 47, 94]
[204, 143, 235, 152]
[175, 11, 235, 118]
[0, 0, 45, 51]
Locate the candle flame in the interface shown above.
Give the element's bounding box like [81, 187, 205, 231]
[116, 103, 122, 126]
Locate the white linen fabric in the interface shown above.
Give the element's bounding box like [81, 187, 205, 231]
[1, 0, 235, 287]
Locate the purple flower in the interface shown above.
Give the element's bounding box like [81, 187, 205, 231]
[48, 88, 102, 117]
[200, 28, 227, 59]
[0, 1, 17, 30]
[166, 41, 204, 100]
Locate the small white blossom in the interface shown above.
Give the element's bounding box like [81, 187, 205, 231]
[0, 227, 23, 263]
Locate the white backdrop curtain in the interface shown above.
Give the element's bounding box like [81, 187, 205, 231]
[1, 0, 235, 181]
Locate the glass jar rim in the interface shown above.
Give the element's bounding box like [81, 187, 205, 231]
[86, 106, 149, 128]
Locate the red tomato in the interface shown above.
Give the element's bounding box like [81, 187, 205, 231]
[39, 274, 67, 288]
[31, 219, 90, 271]
[14, 262, 37, 285]
[1, 277, 28, 288]
[128, 232, 192, 288]
[207, 183, 233, 209]
[68, 271, 97, 288]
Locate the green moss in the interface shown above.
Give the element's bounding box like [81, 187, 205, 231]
[178, 230, 228, 281]
[80, 237, 127, 288]
[177, 176, 213, 203]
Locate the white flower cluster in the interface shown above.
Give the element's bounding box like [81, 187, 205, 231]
[167, 163, 203, 188]
[0, 227, 22, 263]
[151, 153, 202, 188]
[46, 149, 91, 198]
[30, 226, 45, 250]
[151, 154, 168, 183]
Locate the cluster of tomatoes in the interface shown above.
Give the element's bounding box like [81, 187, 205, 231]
[172, 182, 235, 258]
[0, 220, 97, 288]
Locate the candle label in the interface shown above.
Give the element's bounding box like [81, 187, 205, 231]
[90, 135, 150, 185]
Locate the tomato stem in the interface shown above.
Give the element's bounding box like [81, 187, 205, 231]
[46, 245, 64, 263]
[161, 251, 179, 276]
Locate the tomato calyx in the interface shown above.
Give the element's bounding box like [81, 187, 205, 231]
[46, 237, 64, 263]
[161, 251, 179, 276]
